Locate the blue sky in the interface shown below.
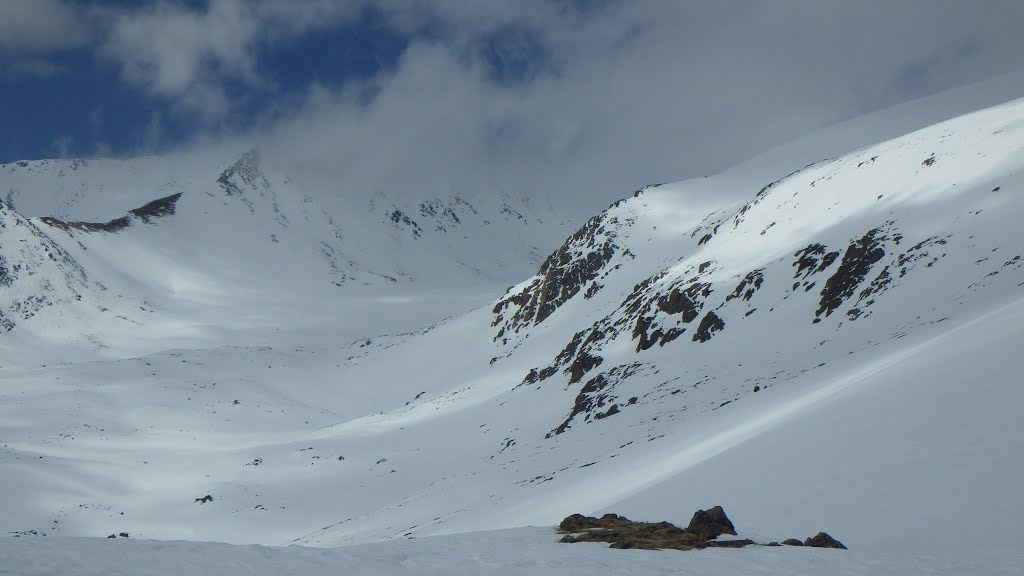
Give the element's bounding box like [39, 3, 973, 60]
[0, 3, 416, 162]
[1, 1, 1022, 209]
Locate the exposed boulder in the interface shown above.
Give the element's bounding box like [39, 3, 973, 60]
[558, 513, 605, 533]
[692, 311, 725, 343]
[804, 532, 847, 549]
[686, 505, 737, 540]
[782, 538, 804, 546]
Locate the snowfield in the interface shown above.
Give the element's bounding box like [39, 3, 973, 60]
[3, 528, 1021, 576]
[1, 77, 1023, 574]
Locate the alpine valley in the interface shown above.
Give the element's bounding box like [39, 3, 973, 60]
[1, 76, 1023, 575]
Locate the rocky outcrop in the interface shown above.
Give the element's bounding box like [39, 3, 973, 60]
[557, 512, 707, 551]
[557, 507, 846, 552]
[686, 505, 736, 540]
[492, 201, 631, 342]
[38, 215, 130, 233]
[815, 226, 894, 319]
[803, 531, 847, 549]
[216, 149, 266, 197]
[691, 311, 725, 343]
[38, 192, 183, 234]
[130, 193, 182, 223]
[547, 363, 643, 437]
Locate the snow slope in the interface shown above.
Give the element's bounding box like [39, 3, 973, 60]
[3, 528, 1020, 576]
[0, 148, 567, 363]
[1, 81, 1023, 574]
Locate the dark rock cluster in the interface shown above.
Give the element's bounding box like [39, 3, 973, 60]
[39, 192, 183, 235]
[129, 193, 182, 223]
[492, 205, 627, 342]
[815, 227, 893, 320]
[216, 149, 266, 197]
[547, 363, 643, 437]
[557, 506, 846, 551]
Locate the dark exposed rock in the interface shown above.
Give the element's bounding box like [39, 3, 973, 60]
[194, 494, 214, 504]
[658, 282, 710, 322]
[39, 192, 183, 234]
[726, 270, 764, 302]
[520, 327, 605, 389]
[492, 203, 630, 340]
[633, 281, 711, 351]
[793, 243, 840, 281]
[705, 539, 756, 548]
[632, 316, 661, 351]
[551, 374, 611, 437]
[692, 311, 725, 343]
[557, 513, 703, 551]
[418, 198, 465, 232]
[804, 532, 847, 549]
[567, 349, 603, 385]
[816, 228, 889, 319]
[499, 202, 524, 220]
[388, 209, 422, 238]
[39, 215, 130, 234]
[130, 193, 182, 223]
[847, 264, 891, 320]
[558, 508, 845, 553]
[549, 364, 642, 437]
[217, 149, 265, 196]
[559, 513, 606, 533]
[686, 505, 737, 540]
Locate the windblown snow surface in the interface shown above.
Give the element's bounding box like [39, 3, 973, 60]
[1, 78, 1023, 574]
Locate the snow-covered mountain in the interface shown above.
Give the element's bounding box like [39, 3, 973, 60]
[0, 148, 567, 362]
[1, 82, 1023, 574]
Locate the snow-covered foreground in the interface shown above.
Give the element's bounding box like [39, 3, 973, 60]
[2, 78, 1023, 574]
[2, 528, 1021, 576]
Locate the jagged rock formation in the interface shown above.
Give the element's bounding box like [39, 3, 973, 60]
[492, 194, 643, 344]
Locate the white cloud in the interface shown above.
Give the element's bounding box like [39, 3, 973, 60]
[240, 1, 1024, 217]
[49, 135, 73, 158]
[94, 0, 367, 121]
[4, 57, 67, 79]
[97, 0, 260, 110]
[81, 0, 1024, 216]
[0, 0, 90, 54]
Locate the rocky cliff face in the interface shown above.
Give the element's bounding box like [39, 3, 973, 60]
[490, 99, 1024, 438]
